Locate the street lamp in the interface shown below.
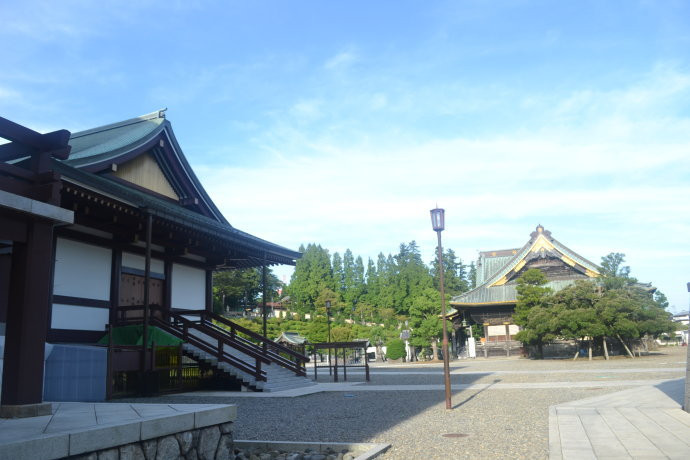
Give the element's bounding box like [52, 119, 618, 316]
[325, 300, 332, 373]
[430, 206, 452, 410]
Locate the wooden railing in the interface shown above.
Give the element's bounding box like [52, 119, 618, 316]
[176, 309, 309, 377]
[114, 306, 268, 385]
[113, 305, 309, 384]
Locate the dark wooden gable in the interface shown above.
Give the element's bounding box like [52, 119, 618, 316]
[506, 249, 590, 283]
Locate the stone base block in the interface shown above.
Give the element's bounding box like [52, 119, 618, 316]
[0, 402, 52, 419]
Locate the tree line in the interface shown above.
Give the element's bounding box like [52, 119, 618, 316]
[213, 241, 476, 355]
[213, 245, 676, 361]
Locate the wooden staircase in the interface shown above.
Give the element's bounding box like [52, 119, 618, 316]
[114, 306, 314, 392]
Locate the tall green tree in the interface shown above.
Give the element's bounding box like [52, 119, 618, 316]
[363, 257, 378, 308]
[430, 247, 469, 297]
[332, 252, 344, 297]
[286, 243, 334, 313]
[468, 262, 477, 289]
[408, 287, 443, 360]
[394, 241, 433, 316]
[212, 268, 261, 313]
[513, 268, 554, 359]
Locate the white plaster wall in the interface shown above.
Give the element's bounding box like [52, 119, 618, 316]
[487, 324, 520, 337]
[171, 263, 206, 310]
[51, 304, 110, 331]
[122, 252, 165, 275]
[53, 238, 111, 300]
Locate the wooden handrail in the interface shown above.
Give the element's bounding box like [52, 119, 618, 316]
[194, 309, 310, 362]
[148, 317, 267, 381]
[113, 306, 268, 383]
[190, 309, 309, 376]
[115, 305, 308, 379]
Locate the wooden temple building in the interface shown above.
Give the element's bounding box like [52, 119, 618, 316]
[1, 110, 310, 417]
[448, 225, 601, 357]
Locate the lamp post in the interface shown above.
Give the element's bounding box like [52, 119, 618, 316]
[326, 300, 332, 373]
[430, 207, 452, 410]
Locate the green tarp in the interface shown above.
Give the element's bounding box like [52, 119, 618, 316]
[98, 325, 183, 347]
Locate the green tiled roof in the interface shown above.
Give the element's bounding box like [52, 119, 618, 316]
[452, 227, 601, 306]
[53, 159, 300, 264]
[66, 110, 166, 167]
[477, 253, 515, 285]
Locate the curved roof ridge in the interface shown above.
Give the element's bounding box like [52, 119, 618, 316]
[71, 109, 166, 139]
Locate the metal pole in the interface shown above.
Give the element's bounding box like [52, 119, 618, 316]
[437, 230, 452, 410]
[327, 311, 332, 375]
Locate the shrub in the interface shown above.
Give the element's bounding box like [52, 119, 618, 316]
[386, 338, 406, 360]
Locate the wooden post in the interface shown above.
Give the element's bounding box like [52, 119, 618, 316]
[141, 212, 152, 385]
[343, 348, 347, 381]
[177, 345, 183, 390]
[365, 347, 370, 382]
[334, 348, 339, 382]
[504, 322, 510, 357]
[106, 324, 113, 400]
[1, 220, 55, 410]
[313, 348, 318, 380]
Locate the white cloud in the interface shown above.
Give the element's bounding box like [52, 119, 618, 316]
[196, 62, 690, 308]
[324, 50, 357, 70]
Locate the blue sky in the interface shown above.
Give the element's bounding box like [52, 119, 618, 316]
[2, 0, 689, 311]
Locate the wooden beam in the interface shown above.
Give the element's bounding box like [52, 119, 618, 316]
[0, 116, 71, 154]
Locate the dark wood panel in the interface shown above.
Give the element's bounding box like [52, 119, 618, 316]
[53, 295, 111, 309]
[47, 329, 105, 343]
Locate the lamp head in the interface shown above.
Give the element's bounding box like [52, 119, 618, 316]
[430, 207, 445, 232]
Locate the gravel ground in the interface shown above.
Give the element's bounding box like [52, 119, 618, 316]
[118, 347, 688, 459]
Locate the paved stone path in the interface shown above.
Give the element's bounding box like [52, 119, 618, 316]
[549, 379, 690, 459]
[0, 402, 235, 459]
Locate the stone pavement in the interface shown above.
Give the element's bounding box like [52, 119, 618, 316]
[0, 402, 235, 460]
[549, 378, 690, 459]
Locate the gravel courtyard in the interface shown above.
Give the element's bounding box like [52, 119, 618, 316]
[121, 347, 687, 460]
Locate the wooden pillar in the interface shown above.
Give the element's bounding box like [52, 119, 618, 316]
[483, 323, 489, 358]
[1, 220, 54, 414]
[504, 322, 511, 357]
[205, 268, 213, 312]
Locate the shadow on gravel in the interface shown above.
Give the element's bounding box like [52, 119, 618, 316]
[452, 378, 501, 410]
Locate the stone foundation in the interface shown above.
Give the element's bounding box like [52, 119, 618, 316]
[69, 421, 233, 460]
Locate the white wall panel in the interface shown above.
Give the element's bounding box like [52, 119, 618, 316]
[171, 264, 206, 310]
[53, 238, 111, 300]
[121, 252, 165, 275]
[51, 304, 109, 331]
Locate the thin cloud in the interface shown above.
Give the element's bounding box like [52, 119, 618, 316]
[324, 50, 357, 70]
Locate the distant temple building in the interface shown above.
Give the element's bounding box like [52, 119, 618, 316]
[448, 225, 601, 357]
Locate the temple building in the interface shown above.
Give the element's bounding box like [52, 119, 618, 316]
[448, 225, 601, 357]
[1, 111, 310, 416]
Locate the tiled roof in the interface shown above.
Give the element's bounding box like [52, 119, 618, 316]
[66, 110, 166, 167]
[53, 159, 300, 264]
[451, 226, 600, 306]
